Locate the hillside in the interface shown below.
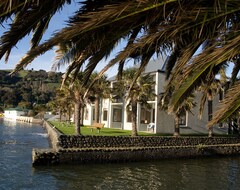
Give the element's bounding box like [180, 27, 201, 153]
[0, 69, 62, 110]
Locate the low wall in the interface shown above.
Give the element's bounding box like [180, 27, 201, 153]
[32, 121, 240, 166]
[44, 121, 61, 150]
[32, 144, 240, 166]
[16, 116, 43, 124]
[58, 135, 240, 148]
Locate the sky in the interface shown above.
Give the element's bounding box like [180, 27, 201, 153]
[0, 2, 129, 78]
[0, 3, 234, 78]
[0, 2, 119, 77]
[0, 3, 75, 72]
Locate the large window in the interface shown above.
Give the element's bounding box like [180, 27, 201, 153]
[112, 96, 123, 103]
[127, 111, 132, 122]
[92, 108, 95, 121]
[113, 108, 122, 122]
[84, 108, 89, 120]
[103, 110, 108, 121]
[140, 108, 151, 124]
[179, 112, 187, 126]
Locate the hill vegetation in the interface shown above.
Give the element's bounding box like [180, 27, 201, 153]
[0, 69, 62, 113]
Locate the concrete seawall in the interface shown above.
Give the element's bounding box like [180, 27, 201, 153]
[43, 121, 61, 150]
[32, 121, 240, 166]
[16, 116, 43, 124]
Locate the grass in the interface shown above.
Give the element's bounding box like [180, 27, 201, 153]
[18, 70, 29, 78]
[49, 121, 163, 136]
[49, 121, 233, 137]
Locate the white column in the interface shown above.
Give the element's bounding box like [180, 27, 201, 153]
[137, 103, 141, 131]
[108, 98, 112, 128]
[154, 71, 160, 133]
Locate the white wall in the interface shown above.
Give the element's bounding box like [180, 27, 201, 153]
[4, 110, 25, 120]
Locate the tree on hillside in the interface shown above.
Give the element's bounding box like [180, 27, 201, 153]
[2, 1, 240, 127]
[0, 69, 60, 110]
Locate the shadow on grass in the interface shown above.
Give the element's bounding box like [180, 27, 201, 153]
[101, 131, 127, 134]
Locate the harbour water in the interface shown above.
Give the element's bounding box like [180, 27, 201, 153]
[1, 118, 240, 190]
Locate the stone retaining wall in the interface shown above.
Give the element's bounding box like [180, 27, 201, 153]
[58, 135, 240, 149]
[32, 121, 240, 166]
[44, 121, 61, 150]
[33, 144, 240, 166]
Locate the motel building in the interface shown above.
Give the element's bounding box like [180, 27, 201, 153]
[83, 56, 227, 135]
[4, 108, 27, 120]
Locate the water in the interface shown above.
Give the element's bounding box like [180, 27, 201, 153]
[1, 118, 240, 190]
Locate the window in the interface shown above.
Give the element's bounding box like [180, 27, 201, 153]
[127, 111, 132, 122]
[179, 112, 187, 126]
[92, 108, 95, 121]
[113, 108, 122, 122]
[140, 108, 151, 124]
[84, 108, 89, 120]
[219, 90, 224, 101]
[112, 96, 123, 103]
[103, 110, 108, 121]
[152, 109, 155, 123]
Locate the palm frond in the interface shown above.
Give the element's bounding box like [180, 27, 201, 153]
[208, 82, 240, 127]
[52, 43, 77, 71]
[168, 30, 240, 113]
[31, 14, 52, 48]
[127, 50, 154, 98]
[0, 0, 71, 61]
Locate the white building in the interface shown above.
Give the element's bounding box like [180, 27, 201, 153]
[4, 108, 27, 120]
[83, 56, 227, 135]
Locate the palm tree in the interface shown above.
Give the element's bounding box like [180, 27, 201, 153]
[48, 89, 72, 121]
[116, 68, 155, 136]
[160, 90, 196, 137]
[67, 74, 88, 135]
[199, 78, 226, 137]
[2, 1, 240, 127]
[90, 72, 110, 123]
[59, 72, 109, 134]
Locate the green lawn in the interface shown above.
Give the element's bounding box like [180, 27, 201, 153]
[49, 121, 232, 137]
[49, 121, 162, 136]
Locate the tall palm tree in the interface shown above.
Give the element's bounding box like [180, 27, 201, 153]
[61, 73, 87, 135]
[195, 65, 227, 137]
[116, 68, 155, 136]
[90, 72, 110, 123]
[160, 90, 196, 137]
[2, 1, 240, 127]
[48, 88, 73, 121]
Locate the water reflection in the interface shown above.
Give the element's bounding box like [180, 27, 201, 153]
[1, 118, 240, 190]
[32, 157, 240, 190]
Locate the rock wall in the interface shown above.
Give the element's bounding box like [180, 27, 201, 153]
[44, 121, 61, 150]
[58, 135, 240, 149]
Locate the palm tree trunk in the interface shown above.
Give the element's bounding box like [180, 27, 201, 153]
[94, 96, 100, 123]
[208, 99, 213, 137]
[74, 101, 81, 135]
[80, 107, 84, 126]
[174, 113, 180, 137]
[131, 101, 138, 136]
